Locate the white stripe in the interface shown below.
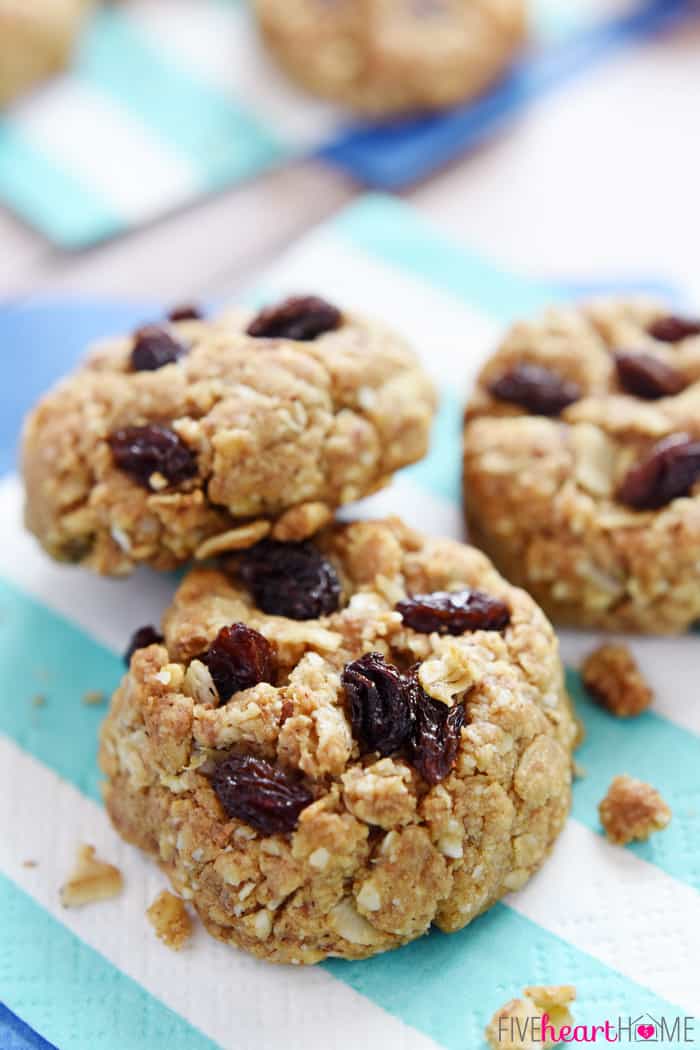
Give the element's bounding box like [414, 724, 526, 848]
[0, 737, 438, 1050]
[343, 475, 467, 543]
[507, 817, 700, 1013]
[125, 0, 342, 148]
[254, 232, 505, 393]
[12, 78, 198, 223]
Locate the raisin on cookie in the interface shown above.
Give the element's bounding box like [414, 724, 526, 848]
[463, 300, 700, 634]
[0, 0, 93, 107]
[253, 0, 527, 116]
[100, 517, 575, 964]
[22, 298, 436, 575]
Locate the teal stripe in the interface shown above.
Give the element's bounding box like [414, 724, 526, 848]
[332, 194, 560, 322]
[0, 578, 123, 803]
[0, 875, 217, 1050]
[0, 572, 694, 1043]
[568, 672, 700, 890]
[0, 123, 121, 248]
[325, 904, 687, 1050]
[77, 9, 285, 191]
[405, 393, 463, 504]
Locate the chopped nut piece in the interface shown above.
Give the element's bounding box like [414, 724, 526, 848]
[582, 643, 653, 717]
[599, 775, 671, 845]
[147, 890, 193, 951]
[82, 689, 105, 706]
[60, 845, 124, 907]
[485, 985, 576, 1049]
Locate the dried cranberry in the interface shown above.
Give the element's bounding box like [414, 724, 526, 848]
[238, 540, 341, 620]
[342, 653, 413, 757]
[130, 325, 185, 371]
[109, 424, 198, 489]
[167, 303, 203, 322]
[648, 315, 700, 343]
[124, 624, 164, 665]
[406, 671, 465, 785]
[200, 623, 276, 702]
[246, 296, 342, 341]
[210, 753, 312, 834]
[489, 363, 581, 416]
[396, 590, 511, 635]
[614, 351, 686, 400]
[618, 434, 700, 509]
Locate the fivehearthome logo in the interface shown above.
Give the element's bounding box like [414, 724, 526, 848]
[495, 1012, 697, 1044]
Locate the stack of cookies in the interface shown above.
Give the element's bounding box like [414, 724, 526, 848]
[26, 292, 700, 964]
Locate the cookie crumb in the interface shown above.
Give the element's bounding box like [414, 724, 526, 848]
[486, 985, 576, 1049]
[599, 775, 671, 845]
[147, 890, 193, 950]
[60, 844, 124, 907]
[582, 644, 653, 717]
[22, 860, 38, 868]
[31, 694, 46, 707]
[82, 689, 105, 706]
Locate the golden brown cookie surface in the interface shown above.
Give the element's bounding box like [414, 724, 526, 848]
[254, 0, 527, 115]
[463, 300, 700, 633]
[22, 299, 436, 575]
[100, 517, 575, 963]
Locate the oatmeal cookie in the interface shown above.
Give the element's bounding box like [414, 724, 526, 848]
[22, 297, 436, 575]
[253, 0, 527, 116]
[100, 517, 575, 963]
[463, 300, 700, 633]
[0, 0, 93, 107]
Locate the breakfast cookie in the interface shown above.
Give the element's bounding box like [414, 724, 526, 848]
[100, 517, 575, 964]
[253, 0, 527, 116]
[0, 0, 93, 107]
[22, 297, 436, 575]
[463, 300, 700, 634]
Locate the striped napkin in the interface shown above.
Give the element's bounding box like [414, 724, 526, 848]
[1, 195, 698, 1050]
[0, 0, 693, 249]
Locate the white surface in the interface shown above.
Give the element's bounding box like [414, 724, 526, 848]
[2, 14, 700, 300]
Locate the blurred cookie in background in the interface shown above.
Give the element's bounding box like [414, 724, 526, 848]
[0, 0, 95, 107]
[253, 0, 528, 116]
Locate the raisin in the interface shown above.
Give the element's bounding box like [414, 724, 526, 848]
[124, 624, 164, 665]
[648, 315, 700, 343]
[342, 652, 413, 757]
[130, 325, 185, 371]
[200, 623, 276, 702]
[246, 295, 342, 341]
[489, 363, 581, 416]
[614, 351, 686, 400]
[618, 434, 700, 509]
[406, 670, 465, 785]
[109, 424, 198, 489]
[396, 590, 510, 635]
[167, 303, 203, 322]
[210, 753, 312, 835]
[238, 540, 341, 620]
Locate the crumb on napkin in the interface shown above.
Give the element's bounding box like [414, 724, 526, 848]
[582, 643, 652, 717]
[486, 985, 576, 1049]
[82, 689, 105, 706]
[147, 890, 193, 951]
[60, 844, 124, 907]
[599, 775, 671, 845]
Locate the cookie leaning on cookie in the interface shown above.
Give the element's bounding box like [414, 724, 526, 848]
[463, 300, 700, 634]
[100, 518, 576, 964]
[22, 297, 436, 575]
[254, 0, 527, 116]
